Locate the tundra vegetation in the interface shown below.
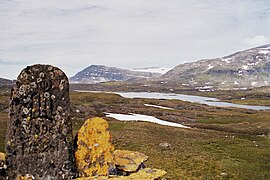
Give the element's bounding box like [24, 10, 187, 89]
[0, 84, 270, 179]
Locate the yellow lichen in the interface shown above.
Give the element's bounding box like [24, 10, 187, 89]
[0, 152, 5, 161]
[75, 118, 115, 177]
[17, 174, 35, 180]
[113, 150, 148, 172]
[75, 168, 166, 180]
[117, 168, 166, 180]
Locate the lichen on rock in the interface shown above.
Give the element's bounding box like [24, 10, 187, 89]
[6, 64, 76, 179]
[113, 150, 148, 173]
[0, 152, 6, 177]
[75, 167, 166, 180]
[119, 168, 166, 180]
[17, 174, 35, 180]
[75, 118, 115, 177]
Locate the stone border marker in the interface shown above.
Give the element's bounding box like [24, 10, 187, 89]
[6, 64, 76, 179]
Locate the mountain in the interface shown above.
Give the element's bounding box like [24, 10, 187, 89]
[131, 67, 171, 74]
[162, 44, 270, 89]
[70, 65, 162, 84]
[0, 78, 14, 86]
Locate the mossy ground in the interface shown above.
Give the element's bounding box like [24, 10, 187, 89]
[0, 86, 270, 179]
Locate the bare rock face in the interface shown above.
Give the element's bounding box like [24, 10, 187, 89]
[113, 150, 148, 173]
[6, 64, 76, 179]
[75, 118, 115, 177]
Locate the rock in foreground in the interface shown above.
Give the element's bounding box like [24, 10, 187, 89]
[75, 118, 115, 177]
[6, 64, 76, 179]
[114, 150, 148, 173]
[75, 168, 166, 180]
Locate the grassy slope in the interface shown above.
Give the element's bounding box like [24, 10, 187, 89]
[0, 88, 270, 179]
[70, 91, 270, 179]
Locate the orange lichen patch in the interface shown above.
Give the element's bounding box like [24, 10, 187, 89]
[75, 118, 115, 177]
[17, 174, 35, 180]
[114, 150, 148, 172]
[0, 152, 5, 161]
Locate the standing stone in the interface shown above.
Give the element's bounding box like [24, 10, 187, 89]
[6, 64, 76, 179]
[75, 118, 115, 177]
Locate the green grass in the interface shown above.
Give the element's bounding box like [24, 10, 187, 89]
[108, 120, 270, 179]
[0, 88, 270, 179]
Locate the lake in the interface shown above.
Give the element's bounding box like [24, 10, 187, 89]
[113, 92, 270, 110]
[115, 92, 270, 111]
[75, 90, 270, 111]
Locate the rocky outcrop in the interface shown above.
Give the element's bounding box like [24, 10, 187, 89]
[74, 118, 166, 180]
[5, 65, 166, 180]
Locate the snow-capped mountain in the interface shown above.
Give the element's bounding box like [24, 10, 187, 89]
[162, 44, 270, 89]
[70, 65, 162, 84]
[131, 67, 171, 74]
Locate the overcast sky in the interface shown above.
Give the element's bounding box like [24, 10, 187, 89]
[1, 0, 270, 79]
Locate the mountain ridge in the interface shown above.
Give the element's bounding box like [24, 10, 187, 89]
[69, 65, 162, 84]
[161, 44, 270, 89]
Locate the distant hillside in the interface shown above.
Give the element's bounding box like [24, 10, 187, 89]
[70, 65, 162, 84]
[162, 44, 270, 89]
[131, 67, 171, 74]
[0, 78, 13, 86]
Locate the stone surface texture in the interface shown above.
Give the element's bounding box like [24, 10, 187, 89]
[113, 150, 148, 173]
[75, 118, 114, 177]
[6, 64, 76, 179]
[75, 167, 166, 180]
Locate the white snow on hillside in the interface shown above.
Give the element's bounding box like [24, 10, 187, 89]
[132, 67, 171, 74]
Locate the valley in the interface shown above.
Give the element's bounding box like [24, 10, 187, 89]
[1, 44, 270, 179]
[0, 84, 270, 179]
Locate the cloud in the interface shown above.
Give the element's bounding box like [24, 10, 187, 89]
[0, 0, 270, 78]
[242, 35, 270, 46]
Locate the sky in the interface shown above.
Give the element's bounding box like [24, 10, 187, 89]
[1, 0, 270, 79]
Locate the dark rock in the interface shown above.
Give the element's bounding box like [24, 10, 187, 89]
[6, 64, 76, 179]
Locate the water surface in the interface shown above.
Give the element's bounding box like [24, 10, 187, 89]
[116, 92, 270, 110]
[75, 90, 270, 110]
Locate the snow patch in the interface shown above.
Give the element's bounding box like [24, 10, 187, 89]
[242, 65, 248, 70]
[234, 81, 239, 85]
[221, 58, 231, 63]
[251, 82, 258, 86]
[106, 113, 190, 128]
[207, 64, 214, 70]
[144, 104, 175, 110]
[259, 50, 270, 55]
[132, 67, 171, 74]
